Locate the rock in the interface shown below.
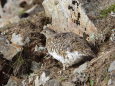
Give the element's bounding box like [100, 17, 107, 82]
[19, 4, 44, 18]
[18, 0, 33, 6]
[11, 33, 30, 46]
[42, 0, 97, 39]
[42, 0, 115, 44]
[34, 45, 46, 52]
[0, 35, 22, 60]
[62, 82, 75, 86]
[5, 76, 22, 86]
[108, 71, 115, 86]
[110, 12, 115, 17]
[71, 63, 88, 86]
[71, 73, 88, 86]
[34, 75, 40, 86]
[22, 71, 50, 86]
[108, 61, 115, 86]
[0, 0, 44, 28]
[11, 33, 24, 46]
[0, 0, 21, 28]
[108, 61, 115, 72]
[44, 79, 62, 86]
[26, 5, 44, 15]
[108, 78, 115, 86]
[21, 73, 38, 86]
[37, 71, 50, 86]
[30, 61, 42, 73]
[34, 45, 39, 52]
[73, 62, 88, 74]
[110, 29, 115, 42]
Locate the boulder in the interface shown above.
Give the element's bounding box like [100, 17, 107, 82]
[42, 0, 97, 38]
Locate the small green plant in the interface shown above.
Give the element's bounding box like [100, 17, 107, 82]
[90, 80, 94, 86]
[59, 77, 67, 81]
[18, 9, 26, 16]
[100, 4, 115, 18]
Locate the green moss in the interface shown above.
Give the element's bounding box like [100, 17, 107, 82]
[100, 4, 115, 18]
[90, 80, 94, 86]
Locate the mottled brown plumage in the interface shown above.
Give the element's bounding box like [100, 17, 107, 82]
[41, 27, 95, 70]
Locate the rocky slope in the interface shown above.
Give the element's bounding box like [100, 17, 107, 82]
[0, 0, 115, 86]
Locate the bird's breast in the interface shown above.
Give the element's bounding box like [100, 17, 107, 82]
[49, 51, 65, 64]
[49, 50, 84, 67]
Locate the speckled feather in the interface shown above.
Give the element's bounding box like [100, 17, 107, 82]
[47, 32, 94, 56]
[41, 27, 95, 69]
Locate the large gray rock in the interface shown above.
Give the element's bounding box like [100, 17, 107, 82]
[37, 71, 50, 86]
[108, 61, 115, 86]
[44, 79, 62, 86]
[42, 0, 115, 44]
[110, 29, 115, 42]
[73, 62, 88, 74]
[62, 82, 75, 86]
[42, 0, 97, 38]
[108, 61, 115, 72]
[5, 76, 22, 86]
[0, 35, 22, 60]
[0, 0, 44, 28]
[30, 61, 42, 73]
[21, 71, 50, 86]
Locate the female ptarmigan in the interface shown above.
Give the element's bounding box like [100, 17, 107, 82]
[41, 27, 95, 70]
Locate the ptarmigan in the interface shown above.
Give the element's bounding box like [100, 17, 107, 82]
[41, 27, 95, 70]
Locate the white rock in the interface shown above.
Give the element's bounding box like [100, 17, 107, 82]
[110, 11, 115, 17]
[108, 61, 115, 72]
[45, 79, 62, 86]
[31, 61, 41, 73]
[0, 35, 22, 60]
[11, 33, 24, 46]
[62, 82, 75, 86]
[37, 71, 50, 86]
[34, 75, 39, 86]
[24, 37, 30, 45]
[42, 0, 97, 38]
[11, 33, 30, 46]
[21, 73, 38, 86]
[26, 5, 44, 15]
[0, 0, 36, 28]
[73, 62, 88, 74]
[108, 61, 115, 86]
[5, 76, 22, 86]
[108, 79, 112, 85]
[110, 29, 115, 42]
[21, 71, 50, 86]
[108, 75, 115, 86]
[34, 45, 46, 52]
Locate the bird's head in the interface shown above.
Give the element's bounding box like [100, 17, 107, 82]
[41, 26, 56, 38]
